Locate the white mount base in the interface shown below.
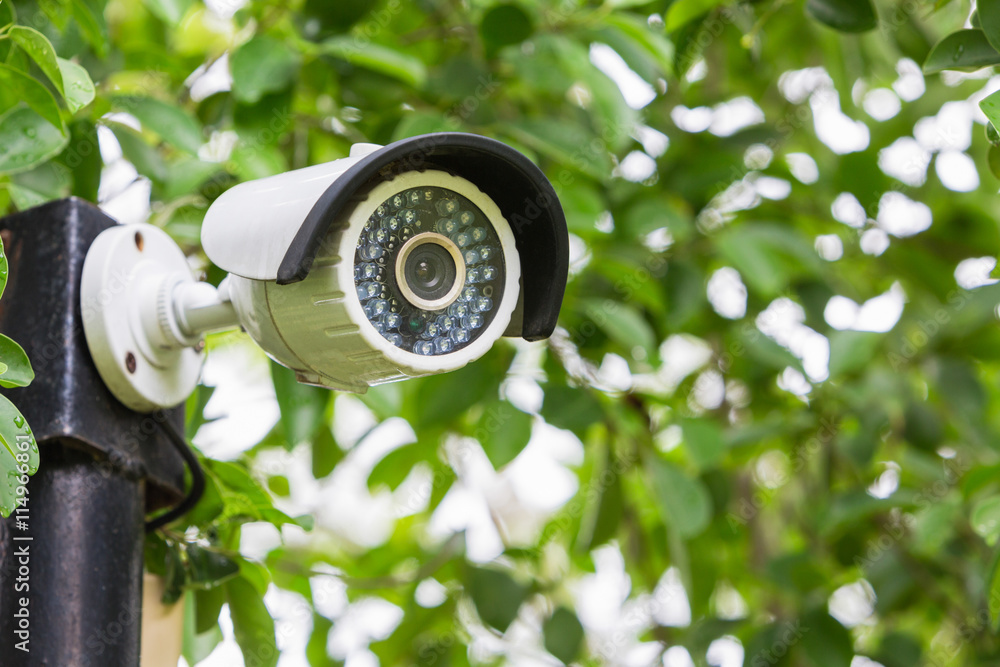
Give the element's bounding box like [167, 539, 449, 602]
[81, 223, 206, 413]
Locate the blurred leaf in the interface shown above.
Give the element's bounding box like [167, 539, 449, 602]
[806, 0, 877, 33]
[143, 0, 192, 24]
[319, 37, 427, 87]
[227, 577, 278, 667]
[540, 384, 602, 436]
[311, 426, 343, 479]
[194, 586, 225, 634]
[543, 607, 584, 664]
[477, 399, 532, 469]
[649, 458, 712, 538]
[480, 3, 534, 57]
[972, 496, 1000, 545]
[828, 331, 882, 378]
[72, 0, 108, 57]
[666, 0, 728, 32]
[682, 418, 726, 470]
[231, 36, 302, 104]
[924, 30, 1000, 73]
[271, 362, 329, 449]
[466, 566, 528, 632]
[116, 96, 203, 154]
[799, 610, 853, 667]
[187, 544, 240, 588]
[582, 299, 656, 358]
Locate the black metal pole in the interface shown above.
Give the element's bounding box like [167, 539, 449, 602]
[0, 199, 186, 665]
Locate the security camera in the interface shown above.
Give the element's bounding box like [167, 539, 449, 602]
[81, 133, 568, 412]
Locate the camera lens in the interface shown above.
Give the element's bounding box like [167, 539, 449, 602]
[354, 183, 506, 356]
[401, 241, 457, 303]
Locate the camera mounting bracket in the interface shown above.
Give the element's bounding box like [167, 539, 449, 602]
[80, 223, 237, 412]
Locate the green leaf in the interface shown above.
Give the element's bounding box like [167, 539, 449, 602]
[0, 64, 65, 133]
[368, 440, 430, 491]
[649, 458, 712, 538]
[543, 607, 584, 664]
[540, 384, 602, 436]
[0, 233, 9, 301]
[681, 418, 726, 470]
[61, 120, 102, 201]
[979, 1, 1000, 53]
[8, 26, 63, 93]
[582, 299, 656, 358]
[476, 400, 533, 469]
[0, 335, 33, 388]
[799, 610, 853, 667]
[57, 58, 95, 113]
[142, 0, 192, 25]
[480, 3, 534, 56]
[972, 496, 1000, 545]
[981, 90, 1000, 139]
[466, 566, 528, 632]
[806, 0, 878, 33]
[115, 96, 204, 154]
[194, 586, 225, 634]
[924, 30, 1000, 73]
[666, 0, 728, 32]
[988, 545, 1000, 631]
[0, 394, 37, 517]
[108, 122, 168, 182]
[311, 426, 343, 479]
[0, 107, 69, 176]
[186, 544, 241, 588]
[271, 362, 329, 449]
[231, 36, 302, 104]
[827, 331, 882, 378]
[503, 118, 613, 181]
[72, 0, 108, 57]
[319, 37, 427, 88]
[226, 577, 278, 667]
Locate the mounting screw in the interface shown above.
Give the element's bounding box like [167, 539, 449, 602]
[125, 352, 137, 374]
[134, 232, 144, 252]
[194, 340, 206, 353]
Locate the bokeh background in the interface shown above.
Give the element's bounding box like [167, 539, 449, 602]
[4, 0, 1000, 665]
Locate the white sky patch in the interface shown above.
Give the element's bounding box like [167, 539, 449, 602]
[811, 89, 870, 154]
[868, 461, 900, 499]
[327, 597, 404, 659]
[756, 298, 830, 382]
[787, 152, 819, 184]
[832, 192, 867, 227]
[187, 52, 233, 102]
[860, 228, 890, 256]
[893, 58, 925, 101]
[686, 58, 708, 83]
[711, 581, 750, 620]
[815, 234, 843, 261]
[199, 129, 239, 163]
[914, 101, 974, 152]
[753, 176, 791, 200]
[707, 267, 748, 319]
[863, 87, 901, 121]
[824, 296, 860, 330]
[664, 646, 697, 667]
[744, 144, 773, 170]
[778, 67, 833, 104]
[853, 659, 887, 667]
[955, 257, 999, 289]
[935, 150, 980, 192]
[710, 97, 766, 136]
[828, 580, 876, 628]
[671, 105, 713, 133]
[415, 578, 448, 608]
[634, 124, 670, 156]
[205, 0, 247, 19]
[876, 192, 932, 237]
[877, 137, 931, 186]
[655, 335, 713, 394]
[652, 567, 692, 627]
[693, 369, 726, 410]
[824, 283, 906, 333]
[616, 150, 657, 182]
[567, 233, 590, 275]
[778, 367, 812, 396]
[589, 43, 657, 109]
[707, 636, 744, 667]
[574, 545, 633, 633]
[644, 227, 674, 252]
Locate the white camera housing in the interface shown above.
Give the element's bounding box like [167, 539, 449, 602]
[82, 133, 567, 412]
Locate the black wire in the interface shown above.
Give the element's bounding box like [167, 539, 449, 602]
[145, 417, 206, 533]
